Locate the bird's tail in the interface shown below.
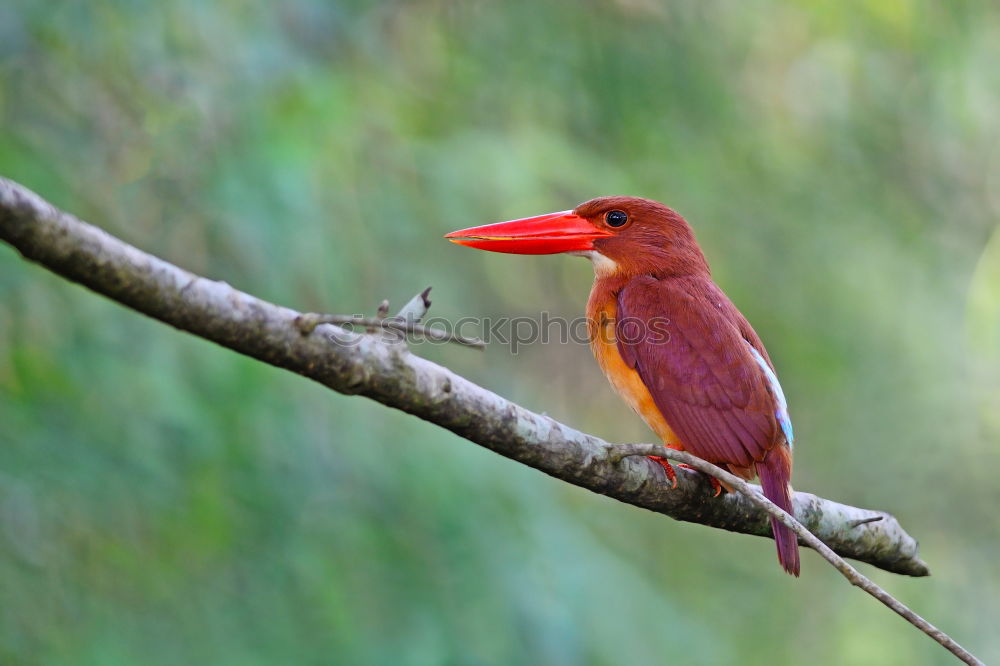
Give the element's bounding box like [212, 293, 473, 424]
[756, 445, 800, 576]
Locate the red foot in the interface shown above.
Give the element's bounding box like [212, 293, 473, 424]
[677, 463, 723, 497]
[647, 456, 677, 488]
[648, 458, 723, 497]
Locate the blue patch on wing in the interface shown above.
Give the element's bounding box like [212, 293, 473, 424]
[746, 344, 794, 448]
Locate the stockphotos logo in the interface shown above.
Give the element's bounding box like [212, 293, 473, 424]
[327, 312, 671, 354]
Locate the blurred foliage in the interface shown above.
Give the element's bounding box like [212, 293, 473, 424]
[2, 1, 999, 664]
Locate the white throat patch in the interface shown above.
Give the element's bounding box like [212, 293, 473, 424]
[574, 250, 618, 277]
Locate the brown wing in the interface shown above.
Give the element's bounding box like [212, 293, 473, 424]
[615, 275, 780, 467]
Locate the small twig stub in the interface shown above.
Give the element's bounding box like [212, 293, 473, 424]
[293, 299, 485, 350]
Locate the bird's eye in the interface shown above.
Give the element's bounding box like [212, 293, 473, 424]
[605, 210, 628, 227]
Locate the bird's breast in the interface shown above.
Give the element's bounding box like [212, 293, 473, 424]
[587, 292, 681, 447]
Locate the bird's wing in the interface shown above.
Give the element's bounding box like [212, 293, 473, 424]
[615, 275, 784, 467]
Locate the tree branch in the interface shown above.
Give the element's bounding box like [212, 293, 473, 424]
[0, 177, 929, 574]
[0, 176, 979, 662]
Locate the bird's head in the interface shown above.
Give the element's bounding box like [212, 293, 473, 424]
[445, 196, 709, 278]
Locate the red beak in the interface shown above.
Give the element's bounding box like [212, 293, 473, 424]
[444, 211, 611, 255]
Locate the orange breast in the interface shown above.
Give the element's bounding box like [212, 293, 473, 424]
[587, 294, 682, 449]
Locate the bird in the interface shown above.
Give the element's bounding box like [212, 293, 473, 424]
[445, 196, 800, 575]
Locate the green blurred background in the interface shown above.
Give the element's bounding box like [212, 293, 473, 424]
[2, 1, 999, 664]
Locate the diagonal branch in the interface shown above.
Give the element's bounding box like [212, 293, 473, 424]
[607, 444, 982, 666]
[0, 177, 927, 576]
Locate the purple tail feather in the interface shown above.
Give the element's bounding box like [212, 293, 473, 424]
[757, 447, 800, 576]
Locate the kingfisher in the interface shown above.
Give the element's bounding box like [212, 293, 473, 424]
[445, 197, 800, 575]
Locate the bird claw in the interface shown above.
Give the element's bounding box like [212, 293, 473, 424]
[676, 463, 723, 497]
[647, 456, 678, 488]
[647, 457, 723, 496]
